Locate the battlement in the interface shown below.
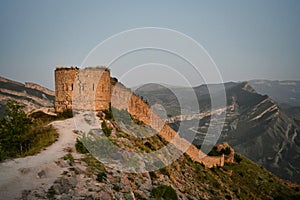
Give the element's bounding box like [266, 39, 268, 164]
[55, 66, 79, 71]
[84, 66, 109, 71]
[55, 66, 109, 71]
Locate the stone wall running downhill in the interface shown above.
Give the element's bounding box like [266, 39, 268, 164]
[55, 67, 233, 168]
[111, 82, 230, 168]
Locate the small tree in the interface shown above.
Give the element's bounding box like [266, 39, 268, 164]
[0, 100, 31, 159]
[101, 120, 112, 137]
[151, 185, 178, 200]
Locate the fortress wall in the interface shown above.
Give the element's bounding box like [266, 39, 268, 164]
[200, 154, 225, 168]
[111, 83, 226, 168]
[217, 142, 235, 164]
[111, 83, 165, 130]
[111, 84, 132, 110]
[55, 67, 230, 168]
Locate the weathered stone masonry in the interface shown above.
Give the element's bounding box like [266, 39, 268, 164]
[55, 67, 233, 168]
[55, 67, 111, 112]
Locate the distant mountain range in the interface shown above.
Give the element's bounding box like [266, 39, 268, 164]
[135, 81, 300, 183]
[249, 80, 300, 107]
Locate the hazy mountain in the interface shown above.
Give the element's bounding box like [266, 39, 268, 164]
[220, 83, 300, 183]
[0, 77, 54, 116]
[249, 80, 300, 107]
[135, 82, 300, 183]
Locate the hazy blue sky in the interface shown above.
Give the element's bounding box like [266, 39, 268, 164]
[0, 0, 299, 89]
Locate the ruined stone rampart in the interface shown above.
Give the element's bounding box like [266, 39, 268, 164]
[111, 83, 229, 168]
[55, 67, 233, 168]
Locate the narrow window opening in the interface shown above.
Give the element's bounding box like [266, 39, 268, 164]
[92, 83, 94, 91]
[71, 84, 73, 91]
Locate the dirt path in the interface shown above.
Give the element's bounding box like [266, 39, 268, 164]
[0, 118, 77, 200]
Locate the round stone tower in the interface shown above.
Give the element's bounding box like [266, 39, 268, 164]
[54, 67, 79, 112]
[54, 66, 111, 112]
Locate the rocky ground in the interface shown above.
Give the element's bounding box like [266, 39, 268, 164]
[0, 118, 78, 199]
[1, 116, 299, 200]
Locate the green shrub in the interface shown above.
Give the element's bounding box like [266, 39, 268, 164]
[112, 184, 121, 191]
[81, 154, 106, 171]
[96, 171, 107, 182]
[29, 111, 56, 122]
[144, 141, 155, 150]
[208, 146, 232, 156]
[234, 154, 243, 163]
[133, 192, 147, 200]
[159, 167, 170, 176]
[0, 100, 58, 160]
[75, 138, 89, 154]
[149, 171, 157, 179]
[124, 193, 134, 200]
[220, 147, 231, 155]
[47, 186, 56, 199]
[63, 153, 74, 165]
[151, 185, 178, 200]
[102, 103, 113, 120]
[57, 109, 73, 119]
[101, 120, 112, 137]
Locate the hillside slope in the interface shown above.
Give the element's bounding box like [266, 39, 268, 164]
[135, 82, 300, 183]
[219, 83, 300, 183]
[0, 77, 54, 116]
[16, 114, 300, 200]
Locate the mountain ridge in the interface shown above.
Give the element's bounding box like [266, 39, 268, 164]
[0, 76, 55, 116]
[249, 79, 300, 107]
[135, 81, 300, 183]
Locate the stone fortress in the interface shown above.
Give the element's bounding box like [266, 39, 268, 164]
[55, 66, 111, 112]
[54, 66, 234, 168]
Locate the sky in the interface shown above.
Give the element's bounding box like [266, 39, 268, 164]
[0, 0, 300, 90]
